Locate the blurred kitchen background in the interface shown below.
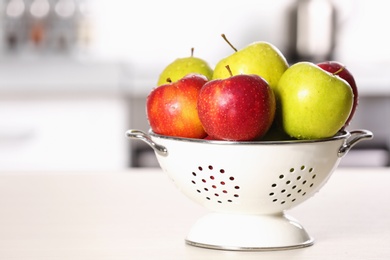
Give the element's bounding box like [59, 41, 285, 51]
[0, 0, 389, 171]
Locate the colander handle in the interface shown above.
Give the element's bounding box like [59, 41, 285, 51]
[338, 129, 374, 157]
[126, 129, 168, 156]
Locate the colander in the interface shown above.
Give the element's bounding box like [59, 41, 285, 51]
[126, 129, 373, 251]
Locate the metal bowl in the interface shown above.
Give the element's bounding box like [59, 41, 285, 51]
[127, 129, 373, 251]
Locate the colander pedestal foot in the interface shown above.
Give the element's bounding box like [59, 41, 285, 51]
[185, 212, 314, 251]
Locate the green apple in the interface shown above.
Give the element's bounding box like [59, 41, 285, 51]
[274, 61, 353, 140]
[157, 48, 213, 86]
[212, 35, 289, 90]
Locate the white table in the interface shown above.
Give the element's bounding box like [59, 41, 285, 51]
[0, 167, 389, 259]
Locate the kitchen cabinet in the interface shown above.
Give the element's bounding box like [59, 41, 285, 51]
[0, 58, 131, 171]
[0, 95, 130, 172]
[340, 95, 390, 167]
[1, 57, 389, 170]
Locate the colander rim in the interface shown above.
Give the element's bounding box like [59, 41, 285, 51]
[149, 130, 350, 145]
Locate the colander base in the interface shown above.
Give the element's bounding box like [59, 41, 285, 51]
[185, 212, 314, 251]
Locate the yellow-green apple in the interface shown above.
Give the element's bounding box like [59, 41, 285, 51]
[317, 61, 358, 128]
[274, 61, 354, 140]
[212, 35, 289, 90]
[157, 48, 213, 86]
[147, 74, 208, 139]
[197, 72, 276, 141]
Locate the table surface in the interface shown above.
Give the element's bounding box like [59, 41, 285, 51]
[0, 167, 389, 259]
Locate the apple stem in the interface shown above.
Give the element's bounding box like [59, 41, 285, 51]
[221, 34, 237, 52]
[333, 66, 346, 76]
[225, 65, 233, 77]
[191, 47, 194, 57]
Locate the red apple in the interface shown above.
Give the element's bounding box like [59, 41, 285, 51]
[317, 61, 358, 128]
[146, 74, 208, 139]
[197, 74, 276, 141]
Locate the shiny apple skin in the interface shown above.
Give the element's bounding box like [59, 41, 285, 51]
[197, 74, 276, 141]
[317, 61, 358, 128]
[146, 74, 208, 139]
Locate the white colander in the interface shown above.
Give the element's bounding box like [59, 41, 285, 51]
[126, 129, 373, 251]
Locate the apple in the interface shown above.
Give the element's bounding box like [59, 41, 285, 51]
[157, 48, 213, 86]
[197, 69, 276, 141]
[274, 61, 354, 140]
[212, 34, 289, 90]
[147, 74, 208, 139]
[317, 61, 358, 128]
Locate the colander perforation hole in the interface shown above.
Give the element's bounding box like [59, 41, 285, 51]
[190, 165, 240, 204]
[269, 165, 318, 205]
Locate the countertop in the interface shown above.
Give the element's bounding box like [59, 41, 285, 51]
[0, 57, 125, 95]
[0, 167, 389, 259]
